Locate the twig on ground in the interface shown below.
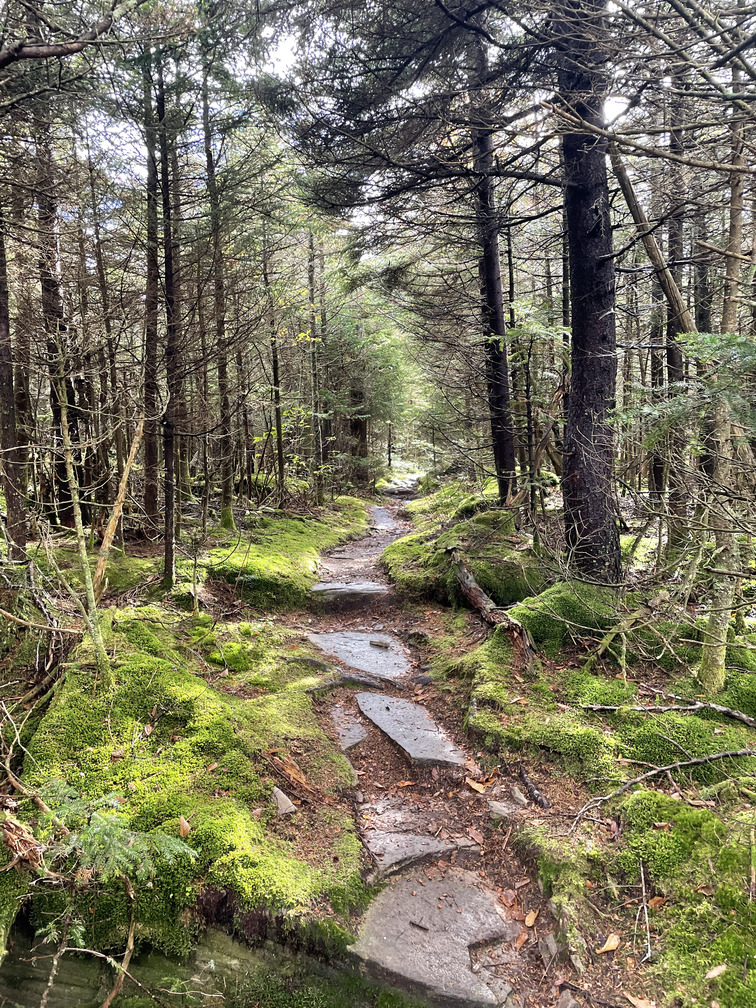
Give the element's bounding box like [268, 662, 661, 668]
[572, 749, 756, 829]
[639, 861, 652, 963]
[519, 766, 551, 808]
[581, 689, 756, 730]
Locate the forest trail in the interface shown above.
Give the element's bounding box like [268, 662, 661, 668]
[289, 493, 565, 1008]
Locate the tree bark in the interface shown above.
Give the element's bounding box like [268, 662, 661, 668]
[556, 0, 621, 583]
[142, 51, 160, 529]
[0, 204, 27, 560]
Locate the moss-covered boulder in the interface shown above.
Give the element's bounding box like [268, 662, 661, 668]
[383, 509, 547, 608]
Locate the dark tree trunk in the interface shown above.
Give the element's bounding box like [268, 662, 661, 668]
[142, 51, 160, 529]
[556, 0, 621, 583]
[201, 51, 234, 530]
[471, 36, 517, 504]
[156, 51, 178, 589]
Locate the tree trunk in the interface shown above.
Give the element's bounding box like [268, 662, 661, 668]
[142, 51, 160, 529]
[0, 205, 27, 560]
[471, 36, 517, 504]
[556, 0, 621, 583]
[201, 51, 235, 530]
[156, 51, 178, 589]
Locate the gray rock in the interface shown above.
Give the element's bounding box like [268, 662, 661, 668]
[272, 786, 296, 815]
[356, 692, 469, 767]
[510, 786, 529, 807]
[557, 991, 582, 1008]
[352, 866, 519, 1007]
[363, 829, 479, 877]
[410, 673, 434, 685]
[537, 933, 561, 968]
[331, 704, 368, 751]
[310, 581, 391, 611]
[569, 953, 586, 975]
[308, 631, 410, 681]
[487, 800, 521, 823]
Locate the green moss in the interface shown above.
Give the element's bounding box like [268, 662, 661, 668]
[617, 712, 756, 783]
[613, 790, 756, 1006]
[0, 870, 27, 965]
[383, 504, 546, 608]
[22, 604, 368, 956]
[470, 706, 617, 782]
[508, 582, 617, 657]
[33, 544, 161, 597]
[205, 497, 368, 609]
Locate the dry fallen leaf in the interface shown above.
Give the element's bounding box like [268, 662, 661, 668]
[653, 821, 671, 831]
[468, 827, 485, 845]
[143, 724, 153, 737]
[597, 933, 621, 954]
[396, 781, 416, 787]
[515, 930, 528, 952]
[206, 761, 219, 772]
[465, 777, 486, 793]
[697, 884, 715, 896]
[705, 964, 727, 980]
[622, 992, 656, 1008]
[178, 816, 191, 838]
[500, 889, 516, 907]
[648, 896, 667, 909]
[525, 909, 539, 927]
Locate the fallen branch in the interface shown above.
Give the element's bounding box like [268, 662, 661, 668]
[519, 765, 551, 809]
[445, 546, 537, 669]
[0, 605, 79, 635]
[93, 418, 144, 601]
[581, 693, 756, 730]
[572, 749, 756, 829]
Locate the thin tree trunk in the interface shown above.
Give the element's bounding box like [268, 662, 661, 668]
[156, 51, 178, 589]
[0, 205, 26, 560]
[201, 51, 234, 530]
[142, 52, 160, 529]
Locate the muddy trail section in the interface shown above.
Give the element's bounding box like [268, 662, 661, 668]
[282, 497, 576, 1008]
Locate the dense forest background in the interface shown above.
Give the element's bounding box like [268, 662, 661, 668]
[4, 0, 756, 1004]
[4, 0, 756, 691]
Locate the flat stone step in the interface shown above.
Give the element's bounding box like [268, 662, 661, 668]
[356, 693, 468, 767]
[310, 581, 392, 611]
[351, 866, 519, 1007]
[362, 829, 479, 878]
[331, 703, 368, 751]
[309, 632, 409, 681]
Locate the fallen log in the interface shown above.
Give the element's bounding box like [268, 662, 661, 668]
[445, 545, 537, 669]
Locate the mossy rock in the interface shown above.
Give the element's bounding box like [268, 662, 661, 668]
[383, 509, 546, 608]
[508, 582, 617, 658]
[470, 706, 618, 783]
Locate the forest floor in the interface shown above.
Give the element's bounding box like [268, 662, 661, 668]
[274, 494, 652, 1008]
[4, 482, 754, 1008]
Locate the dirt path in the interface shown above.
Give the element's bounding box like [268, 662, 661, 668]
[288, 497, 571, 1008]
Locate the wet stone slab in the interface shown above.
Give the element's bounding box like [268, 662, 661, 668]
[308, 632, 410, 681]
[351, 866, 519, 1007]
[331, 703, 368, 751]
[356, 693, 468, 767]
[362, 829, 479, 878]
[309, 581, 391, 610]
